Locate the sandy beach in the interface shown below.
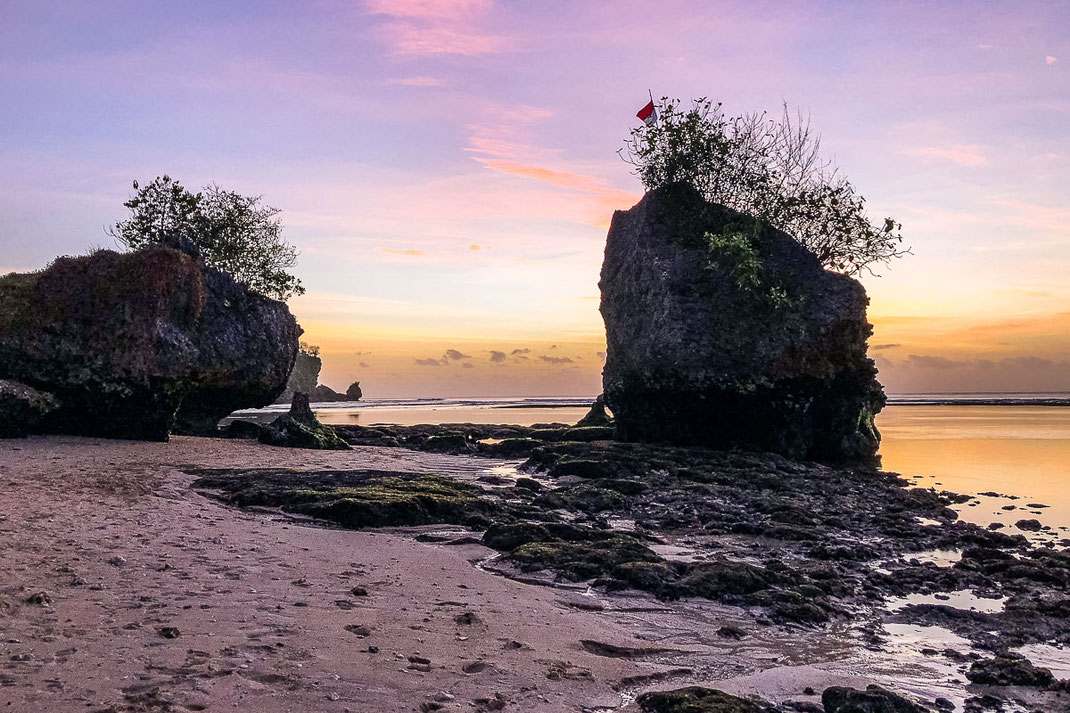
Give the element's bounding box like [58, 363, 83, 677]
[1, 436, 675, 712]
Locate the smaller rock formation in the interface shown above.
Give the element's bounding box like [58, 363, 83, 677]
[258, 392, 350, 450]
[275, 349, 322, 404]
[345, 381, 363, 401]
[599, 184, 885, 462]
[574, 395, 611, 427]
[0, 380, 58, 438]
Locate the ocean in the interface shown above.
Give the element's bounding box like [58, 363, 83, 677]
[229, 393, 1070, 534]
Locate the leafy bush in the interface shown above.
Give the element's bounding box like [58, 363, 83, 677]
[108, 176, 304, 300]
[621, 98, 907, 275]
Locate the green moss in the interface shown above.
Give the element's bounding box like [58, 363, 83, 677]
[190, 469, 497, 529]
[509, 534, 660, 582]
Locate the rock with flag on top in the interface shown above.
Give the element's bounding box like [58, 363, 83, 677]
[637, 99, 657, 126]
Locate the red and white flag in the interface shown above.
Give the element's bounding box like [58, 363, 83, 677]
[636, 99, 657, 126]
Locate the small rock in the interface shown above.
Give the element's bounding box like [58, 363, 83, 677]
[23, 591, 52, 607]
[716, 624, 747, 640]
[108, 555, 127, 567]
[1015, 519, 1042, 532]
[156, 626, 181, 639]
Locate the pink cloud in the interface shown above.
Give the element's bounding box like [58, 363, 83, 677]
[363, 0, 491, 20]
[1047, 56, 1058, 65]
[904, 144, 988, 166]
[378, 22, 505, 55]
[380, 248, 426, 256]
[387, 76, 445, 87]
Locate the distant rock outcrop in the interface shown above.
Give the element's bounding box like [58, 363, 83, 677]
[599, 184, 884, 462]
[0, 245, 300, 440]
[274, 350, 322, 404]
[312, 384, 344, 402]
[345, 381, 363, 401]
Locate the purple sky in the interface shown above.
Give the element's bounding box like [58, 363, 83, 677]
[1, 1, 1068, 396]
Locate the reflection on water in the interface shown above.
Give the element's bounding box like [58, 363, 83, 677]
[877, 406, 1070, 532]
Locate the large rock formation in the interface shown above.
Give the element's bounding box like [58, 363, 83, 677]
[599, 184, 884, 462]
[0, 245, 300, 440]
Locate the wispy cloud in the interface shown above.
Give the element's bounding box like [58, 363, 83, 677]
[377, 23, 505, 55]
[364, 0, 491, 21]
[444, 349, 471, 360]
[1047, 56, 1058, 65]
[539, 355, 574, 365]
[386, 76, 445, 87]
[380, 248, 427, 256]
[365, 0, 505, 56]
[904, 144, 988, 166]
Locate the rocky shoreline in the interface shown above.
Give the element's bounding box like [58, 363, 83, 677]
[195, 421, 1069, 712]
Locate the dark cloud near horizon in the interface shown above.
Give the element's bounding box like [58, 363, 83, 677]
[462, 362, 474, 369]
[539, 355, 574, 365]
[444, 349, 471, 360]
[415, 357, 447, 367]
[359, 361, 369, 368]
[511, 348, 531, 355]
[489, 350, 507, 363]
[871, 343, 901, 350]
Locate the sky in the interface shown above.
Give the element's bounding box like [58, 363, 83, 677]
[1, 0, 1067, 397]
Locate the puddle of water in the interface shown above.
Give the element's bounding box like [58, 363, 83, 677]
[482, 463, 521, 479]
[649, 542, 706, 563]
[477, 438, 503, 445]
[902, 549, 962, 568]
[1014, 643, 1070, 679]
[885, 590, 1006, 614]
[882, 622, 975, 654]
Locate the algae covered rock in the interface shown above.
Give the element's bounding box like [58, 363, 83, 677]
[258, 392, 350, 450]
[599, 184, 884, 462]
[0, 246, 300, 440]
[637, 686, 776, 712]
[822, 685, 930, 713]
[190, 466, 498, 529]
[966, 655, 1055, 687]
[0, 379, 58, 438]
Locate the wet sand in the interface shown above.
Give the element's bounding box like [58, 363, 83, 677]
[0, 436, 1063, 712]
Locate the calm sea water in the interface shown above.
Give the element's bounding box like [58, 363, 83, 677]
[231, 394, 1070, 532]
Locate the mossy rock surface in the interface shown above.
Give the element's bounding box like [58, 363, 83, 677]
[637, 686, 776, 713]
[482, 520, 660, 583]
[190, 468, 499, 529]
